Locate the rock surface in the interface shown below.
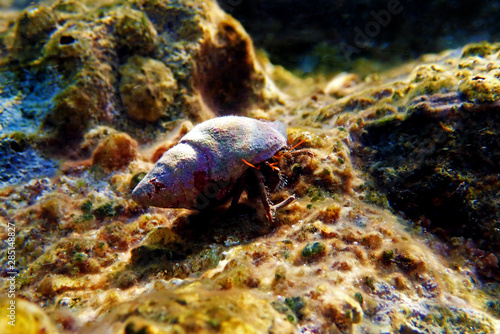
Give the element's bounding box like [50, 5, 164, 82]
[0, 1, 499, 333]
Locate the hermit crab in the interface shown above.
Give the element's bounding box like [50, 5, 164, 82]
[132, 116, 304, 223]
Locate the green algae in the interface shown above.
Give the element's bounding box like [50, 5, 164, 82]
[301, 242, 326, 258]
[354, 292, 363, 305]
[363, 276, 375, 291]
[284, 296, 306, 321]
[130, 172, 147, 191]
[271, 296, 306, 324]
[306, 185, 329, 202]
[0, 0, 226, 144]
[80, 199, 93, 213]
[93, 201, 120, 218]
[382, 249, 395, 264]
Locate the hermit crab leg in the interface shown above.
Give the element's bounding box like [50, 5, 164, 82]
[272, 195, 295, 211]
[250, 167, 274, 223]
[230, 174, 245, 208]
[249, 168, 295, 224]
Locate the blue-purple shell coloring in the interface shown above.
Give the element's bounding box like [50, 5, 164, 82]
[132, 116, 287, 209]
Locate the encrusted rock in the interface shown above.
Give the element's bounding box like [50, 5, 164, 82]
[119, 55, 177, 122]
[458, 74, 500, 103]
[91, 132, 138, 170]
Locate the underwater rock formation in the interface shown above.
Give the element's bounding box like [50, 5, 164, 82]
[353, 43, 500, 280]
[86, 283, 295, 334]
[0, 0, 278, 186]
[0, 1, 499, 334]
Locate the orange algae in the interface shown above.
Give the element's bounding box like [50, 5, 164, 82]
[91, 132, 139, 171]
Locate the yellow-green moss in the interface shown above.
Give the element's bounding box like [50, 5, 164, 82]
[11, 5, 57, 63]
[462, 41, 500, 58]
[459, 74, 500, 103]
[114, 8, 158, 54]
[52, 0, 88, 14]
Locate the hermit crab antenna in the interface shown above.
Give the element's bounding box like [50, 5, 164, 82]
[242, 158, 260, 170]
[288, 138, 307, 151]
